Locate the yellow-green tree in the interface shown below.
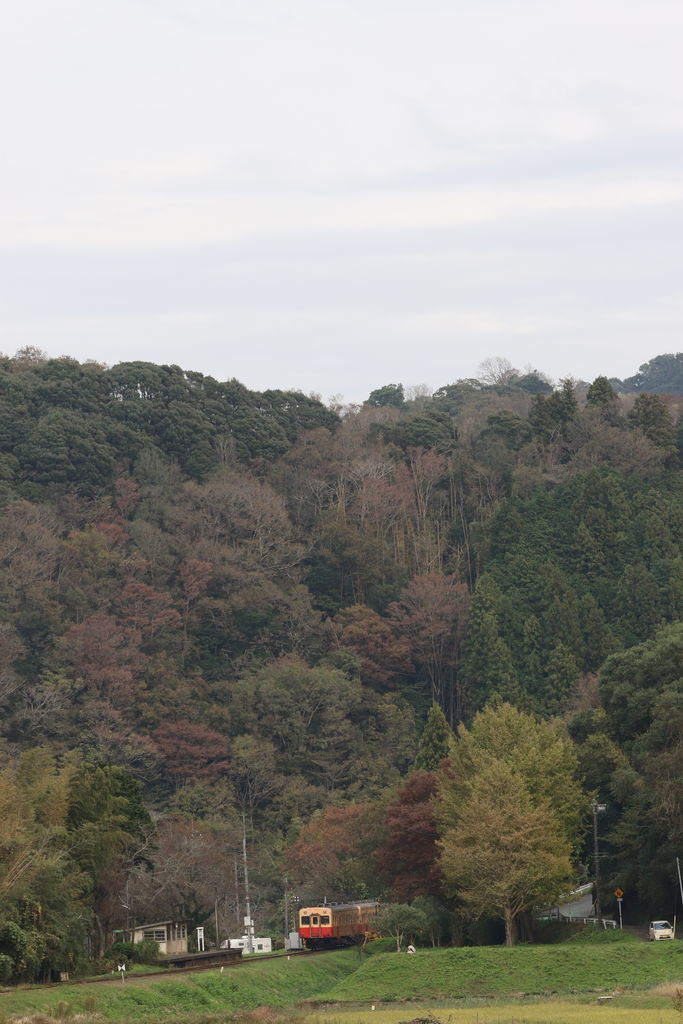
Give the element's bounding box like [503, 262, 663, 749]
[443, 703, 586, 847]
[438, 703, 585, 945]
[439, 760, 572, 946]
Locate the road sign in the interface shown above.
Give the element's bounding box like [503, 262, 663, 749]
[614, 888, 624, 899]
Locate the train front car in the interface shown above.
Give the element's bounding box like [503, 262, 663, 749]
[298, 906, 334, 949]
[298, 901, 379, 950]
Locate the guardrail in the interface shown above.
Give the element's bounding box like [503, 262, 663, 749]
[539, 911, 617, 928]
[570, 917, 617, 929]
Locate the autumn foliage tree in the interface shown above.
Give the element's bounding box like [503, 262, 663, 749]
[283, 802, 382, 903]
[151, 722, 231, 787]
[388, 574, 469, 722]
[375, 771, 442, 902]
[331, 604, 412, 691]
[56, 614, 146, 707]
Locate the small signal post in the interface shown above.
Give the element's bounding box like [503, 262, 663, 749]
[614, 888, 624, 929]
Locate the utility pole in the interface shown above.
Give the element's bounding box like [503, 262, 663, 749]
[234, 856, 240, 927]
[593, 801, 607, 926]
[284, 876, 290, 949]
[242, 812, 253, 954]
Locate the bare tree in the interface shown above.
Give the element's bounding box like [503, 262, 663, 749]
[477, 356, 519, 386]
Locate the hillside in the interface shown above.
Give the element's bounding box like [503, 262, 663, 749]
[0, 349, 681, 981]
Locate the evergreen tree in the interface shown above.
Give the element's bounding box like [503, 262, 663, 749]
[627, 393, 678, 464]
[577, 593, 619, 671]
[414, 704, 453, 771]
[539, 568, 583, 655]
[521, 614, 544, 706]
[586, 376, 618, 407]
[624, 352, 683, 395]
[616, 563, 662, 644]
[460, 577, 520, 711]
[573, 521, 606, 583]
[528, 379, 577, 445]
[366, 383, 405, 408]
[543, 642, 579, 716]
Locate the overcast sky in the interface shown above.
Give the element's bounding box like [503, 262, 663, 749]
[2, 0, 683, 403]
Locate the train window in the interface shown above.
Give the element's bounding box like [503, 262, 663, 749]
[301, 916, 310, 925]
[321, 916, 330, 924]
[312, 916, 319, 924]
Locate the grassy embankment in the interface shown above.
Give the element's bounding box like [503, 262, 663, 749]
[308, 936, 683, 1024]
[0, 949, 361, 1023]
[1, 937, 682, 1024]
[318, 937, 683, 1002]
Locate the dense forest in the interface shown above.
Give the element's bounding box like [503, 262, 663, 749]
[0, 348, 682, 977]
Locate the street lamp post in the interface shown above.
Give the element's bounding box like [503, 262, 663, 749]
[592, 801, 607, 926]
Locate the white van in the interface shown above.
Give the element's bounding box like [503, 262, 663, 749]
[648, 920, 674, 941]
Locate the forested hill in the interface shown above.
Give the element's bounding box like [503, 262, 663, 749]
[0, 348, 682, 978]
[0, 355, 339, 492]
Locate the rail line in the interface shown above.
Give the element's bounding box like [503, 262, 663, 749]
[0, 947, 339, 993]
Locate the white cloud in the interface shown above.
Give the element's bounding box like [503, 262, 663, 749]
[5, 177, 683, 249]
[1, 0, 683, 397]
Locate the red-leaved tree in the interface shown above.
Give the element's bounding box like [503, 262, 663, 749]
[388, 574, 470, 724]
[152, 721, 231, 787]
[375, 770, 442, 902]
[284, 802, 381, 903]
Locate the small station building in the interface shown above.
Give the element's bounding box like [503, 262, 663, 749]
[120, 919, 243, 969]
[131, 920, 189, 956]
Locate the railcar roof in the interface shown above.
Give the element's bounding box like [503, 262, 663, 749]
[301, 901, 378, 912]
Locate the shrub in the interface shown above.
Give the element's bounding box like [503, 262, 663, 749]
[52, 1001, 73, 1018]
[106, 938, 160, 965]
[0, 954, 13, 983]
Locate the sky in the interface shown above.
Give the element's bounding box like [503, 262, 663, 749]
[2, 0, 683, 404]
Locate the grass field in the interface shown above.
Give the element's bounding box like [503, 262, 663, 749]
[0, 940, 681, 1024]
[0, 949, 361, 1023]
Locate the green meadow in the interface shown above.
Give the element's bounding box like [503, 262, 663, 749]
[0, 939, 681, 1024]
[317, 941, 683, 1002]
[0, 950, 360, 1023]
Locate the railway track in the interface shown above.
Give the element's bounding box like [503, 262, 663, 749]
[0, 947, 337, 993]
[128, 947, 328, 978]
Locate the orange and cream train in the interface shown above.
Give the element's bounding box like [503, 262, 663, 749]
[298, 901, 380, 949]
